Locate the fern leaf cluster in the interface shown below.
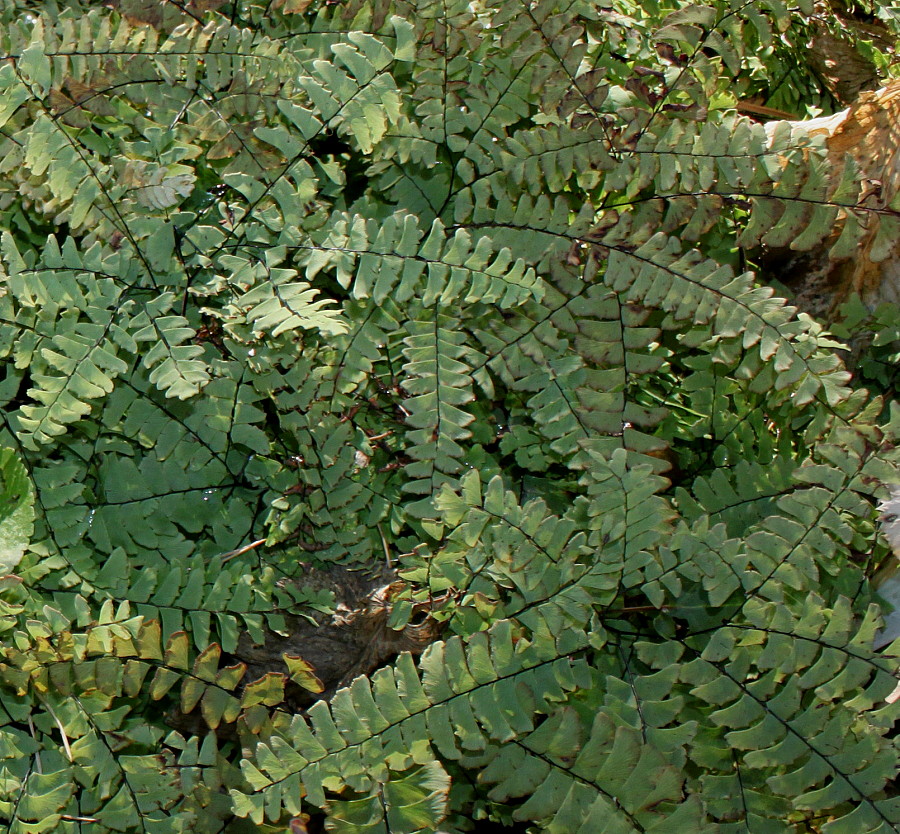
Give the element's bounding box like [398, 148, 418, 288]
[0, 0, 895, 831]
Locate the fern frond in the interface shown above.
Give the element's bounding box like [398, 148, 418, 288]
[681, 597, 899, 831]
[598, 232, 852, 406]
[239, 618, 593, 823]
[303, 212, 542, 308]
[401, 316, 477, 518]
[235, 275, 347, 340]
[133, 309, 210, 400]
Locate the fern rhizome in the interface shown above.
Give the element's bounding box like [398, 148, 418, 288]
[0, 0, 894, 831]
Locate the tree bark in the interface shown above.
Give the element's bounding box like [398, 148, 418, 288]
[763, 83, 900, 321]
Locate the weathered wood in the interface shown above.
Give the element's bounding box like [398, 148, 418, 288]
[763, 83, 900, 320]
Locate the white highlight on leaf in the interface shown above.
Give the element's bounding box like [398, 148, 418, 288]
[877, 486, 900, 555]
[123, 160, 196, 210]
[0, 448, 34, 574]
[873, 485, 900, 650]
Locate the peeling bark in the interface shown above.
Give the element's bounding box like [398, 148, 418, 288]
[763, 82, 900, 321]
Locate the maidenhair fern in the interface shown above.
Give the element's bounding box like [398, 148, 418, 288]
[0, 0, 896, 832]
